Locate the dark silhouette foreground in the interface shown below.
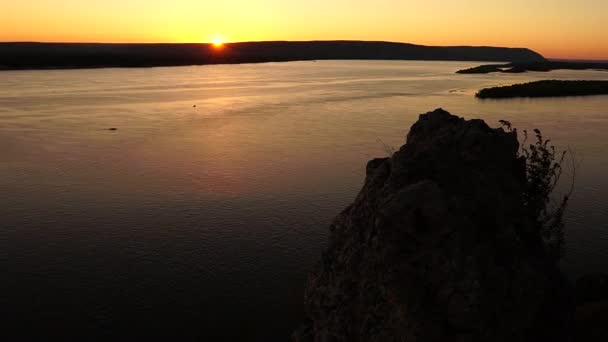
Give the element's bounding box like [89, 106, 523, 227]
[294, 109, 573, 342]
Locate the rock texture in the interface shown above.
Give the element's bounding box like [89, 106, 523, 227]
[294, 109, 573, 342]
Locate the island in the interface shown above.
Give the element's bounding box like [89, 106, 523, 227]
[476, 80, 608, 99]
[0, 41, 545, 71]
[457, 61, 608, 74]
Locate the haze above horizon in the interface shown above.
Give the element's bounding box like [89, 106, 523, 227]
[1, 0, 606, 60]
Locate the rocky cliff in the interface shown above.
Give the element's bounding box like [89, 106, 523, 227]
[294, 109, 573, 342]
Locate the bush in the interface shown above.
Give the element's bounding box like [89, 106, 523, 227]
[500, 121, 575, 261]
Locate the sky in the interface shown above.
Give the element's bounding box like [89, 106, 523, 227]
[1, 0, 607, 60]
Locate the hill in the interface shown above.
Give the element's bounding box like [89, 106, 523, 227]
[0, 41, 545, 70]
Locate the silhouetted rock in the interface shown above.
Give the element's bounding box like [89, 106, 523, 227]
[294, 109, 573, 342]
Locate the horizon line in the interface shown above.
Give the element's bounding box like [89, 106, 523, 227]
[2, 40, 606, 61]
[0, 39, 533, 49]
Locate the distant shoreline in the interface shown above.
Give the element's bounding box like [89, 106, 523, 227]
[0, 41, 545, 71]
[0, 59, 530, 72]
[0, 59, 321, 71]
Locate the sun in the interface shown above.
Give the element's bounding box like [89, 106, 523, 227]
[212, 37, 224, 48]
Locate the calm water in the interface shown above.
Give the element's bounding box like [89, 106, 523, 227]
[1, 61, 608, 340]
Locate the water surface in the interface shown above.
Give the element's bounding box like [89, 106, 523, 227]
[1, 61, 607, 340]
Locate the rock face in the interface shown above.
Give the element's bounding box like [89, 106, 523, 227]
[294, 109, 573, 342]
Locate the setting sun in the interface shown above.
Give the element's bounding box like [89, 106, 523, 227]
[212, 37, 224, 48]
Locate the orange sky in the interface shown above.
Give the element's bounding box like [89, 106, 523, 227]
[1, 0, 607, 60]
